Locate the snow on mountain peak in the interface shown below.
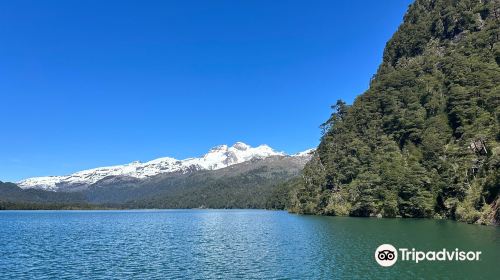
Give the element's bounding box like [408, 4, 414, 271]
[208, 144, 228, 152]
[232, 142, 250, 150]
[17, 142, 304, 191]
[292, 148, 316, 157]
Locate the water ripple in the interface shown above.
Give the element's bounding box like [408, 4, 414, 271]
[0, 210, 498, 279]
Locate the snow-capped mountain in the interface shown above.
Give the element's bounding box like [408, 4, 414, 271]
[291, 148, 315, 157]
[18, 142, 312, 191]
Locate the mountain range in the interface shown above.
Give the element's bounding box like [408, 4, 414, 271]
[1, 142, 313, 209]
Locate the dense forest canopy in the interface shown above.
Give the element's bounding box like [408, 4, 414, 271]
[289, 0, 500, 225]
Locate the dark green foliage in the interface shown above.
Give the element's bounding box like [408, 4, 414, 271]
[0, 200, 113, 210]
[0, 181, 87, 204]
[290, 0, 500, 225]
[0, 181, 109, 210]
[265, 179, 298, 210]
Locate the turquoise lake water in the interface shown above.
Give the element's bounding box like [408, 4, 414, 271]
[0, 210, 498, 279]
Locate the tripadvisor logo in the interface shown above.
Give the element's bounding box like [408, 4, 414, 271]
[375, 244, 482, 267]
[375, 244, 398, 267]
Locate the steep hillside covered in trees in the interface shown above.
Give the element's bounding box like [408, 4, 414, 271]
[290, 0, 500, 224]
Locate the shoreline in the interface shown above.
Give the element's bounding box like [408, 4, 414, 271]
[1, 207, 497, 226]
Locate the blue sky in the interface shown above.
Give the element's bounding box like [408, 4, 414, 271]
[0, 0, 413, 182]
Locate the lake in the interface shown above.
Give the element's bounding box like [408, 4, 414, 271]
[0, 210, 498, 279]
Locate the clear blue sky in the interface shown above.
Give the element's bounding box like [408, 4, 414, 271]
[0, 0, 413, 182]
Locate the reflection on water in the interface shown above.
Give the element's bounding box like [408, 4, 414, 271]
[0, 210, 498, 279]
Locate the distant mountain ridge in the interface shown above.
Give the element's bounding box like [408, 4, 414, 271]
[1, 144, 313, 209]
[18, 142, 312, 192]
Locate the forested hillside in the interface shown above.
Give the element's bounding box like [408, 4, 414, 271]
[290, 0, 500, 225]
[113, 156, 306, 209]
[0, 155, 307, 210]
[0, 181, 104, 210]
